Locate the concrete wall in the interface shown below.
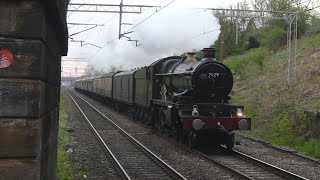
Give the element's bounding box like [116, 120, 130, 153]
[0, 0, 68, 179]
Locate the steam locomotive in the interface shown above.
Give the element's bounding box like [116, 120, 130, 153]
[74, 48, 251, 149]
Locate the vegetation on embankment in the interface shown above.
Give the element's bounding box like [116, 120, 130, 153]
[224, 31, 320, 159]
[57, 96, 84, 179]
[212, 0, 316, 61]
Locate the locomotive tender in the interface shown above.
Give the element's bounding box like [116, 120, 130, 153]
[74, 48, 251, 149]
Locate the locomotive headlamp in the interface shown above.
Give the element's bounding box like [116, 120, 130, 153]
[192, 105, 199, 117]
[236, 108, 244, 117]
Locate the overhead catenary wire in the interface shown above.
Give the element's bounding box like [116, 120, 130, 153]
[216, 0, 233, 7]
[69, 0, 319, 78]
[88, 0, 178, 61]
[95, 0, 137, 45]
[274, 0, 313, 12]
[96, 0, 138, 35]
[191, 28, 220, 39]
[300, 5, 320, 13]
[123, 0, 177, 34]
[82, 0, 237, 63]
[67, 0, 75, 18]
[70, 0, 136, 48]
[88, 36, 119, 61]
[257, 0, 319, 14]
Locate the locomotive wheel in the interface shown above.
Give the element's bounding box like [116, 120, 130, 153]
[156, 111, 165, 131]
[155, 118, 163, 131]
[181, 130, 188, 144]
[134, 109, 139, 121]
[188, 131, 198, 148]
[163, 126, 170, 136]
[175, 123, 181, 141]
[143, 109, 149, 123]
[139, 110, 144, 122]
[174, 121, 185, 142]
[225, 133, 235, 150]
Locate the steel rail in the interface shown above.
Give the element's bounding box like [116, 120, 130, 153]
[155, 133, 251, 179]
[189, 145, 308, 179]
[66, 89, 131, 180]
[69, 89, 187, 180]
[237, 134, 320, 164]
[156, 132, 307, 180]
[232, 149, 308, 180]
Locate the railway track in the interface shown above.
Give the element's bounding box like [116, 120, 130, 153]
[66, 89, 186, 180]
[153, 131, 308, 180]
[154, 132, 308, 179]
[156, 133, 309, 179]
[68, 88, 309, 179]
[193, 148, 308, 180]
[236, 134, 320, 164]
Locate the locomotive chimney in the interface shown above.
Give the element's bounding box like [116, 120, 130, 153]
[202, 48, 216, 58]
[185, 52, 197, 62]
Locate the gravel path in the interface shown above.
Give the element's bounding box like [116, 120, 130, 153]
[234, 134, 320, 180]
[74, 89, 238, 179]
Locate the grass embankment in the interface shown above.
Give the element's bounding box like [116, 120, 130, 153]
[57, 96, 84, 179]
[225, 32, 320, 159]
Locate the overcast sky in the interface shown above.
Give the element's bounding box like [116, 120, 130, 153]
[65, 0, 320, 73]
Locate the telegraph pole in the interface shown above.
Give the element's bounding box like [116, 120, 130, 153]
[220, 25, 224, 63]
[235, 3, 239, 45]
[119, 0, 123, 39]
[220, 10, 225, 63]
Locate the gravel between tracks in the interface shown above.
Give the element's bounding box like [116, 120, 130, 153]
[234, 134, 320, 180]
[61, 89, 124, 180]
[73, 90, 238, 180]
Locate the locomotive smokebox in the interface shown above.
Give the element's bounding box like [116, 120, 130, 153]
[202, 48, 215, 58]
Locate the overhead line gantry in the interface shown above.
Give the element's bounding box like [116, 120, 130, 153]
[68, 2, 158, 39]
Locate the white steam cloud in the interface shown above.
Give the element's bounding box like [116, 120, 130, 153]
[67, 0, 221, 73]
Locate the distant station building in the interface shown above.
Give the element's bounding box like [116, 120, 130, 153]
[61, 58, 89, 78]
[61, 58, 89, 86]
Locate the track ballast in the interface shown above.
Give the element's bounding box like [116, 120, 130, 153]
[66, 89, 186, 180]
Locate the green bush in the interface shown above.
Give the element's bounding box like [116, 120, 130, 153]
[256, 109, 320, 159]
[298, 138, 320, 158]
[310, 100, 320, 111]
[225, 48, 268, 78]
[261, 27, 287, 50]
[294, 111, 309, 136]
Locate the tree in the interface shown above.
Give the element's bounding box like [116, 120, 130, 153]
[212, 0, 312, 56]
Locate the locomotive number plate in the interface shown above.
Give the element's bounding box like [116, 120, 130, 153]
[208, 73, 219, 78]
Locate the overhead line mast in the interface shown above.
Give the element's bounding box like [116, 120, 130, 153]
[68, 3, 158, 39]
[211, 8, 299, 86]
